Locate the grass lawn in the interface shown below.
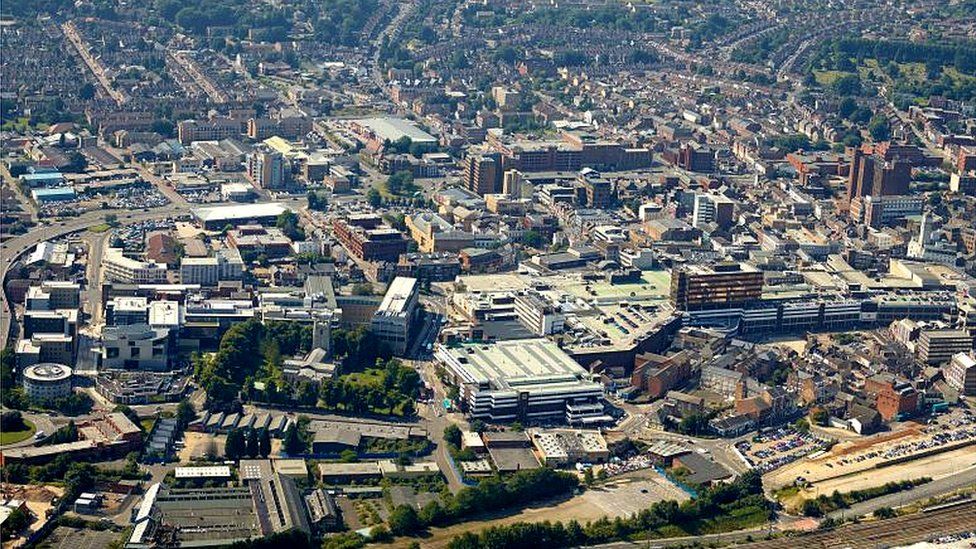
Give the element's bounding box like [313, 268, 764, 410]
[814, 70, 854, 86]
[0, 419, 36, 445]
[344, 368, 385, 388]
[140, 418, 155, 432]
[89, 223, 112, 233]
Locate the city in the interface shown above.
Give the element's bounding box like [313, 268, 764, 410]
[0, 0, 975, 547]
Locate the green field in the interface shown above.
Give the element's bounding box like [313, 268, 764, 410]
[0, 419, 36, 445]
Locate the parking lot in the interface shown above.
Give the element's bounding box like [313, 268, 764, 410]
[737, 427, 832, 473]
[767, 409, 976, 489]
[38, 526, 121, 549]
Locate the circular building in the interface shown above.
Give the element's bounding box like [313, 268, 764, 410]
[22, 363, 73, 402]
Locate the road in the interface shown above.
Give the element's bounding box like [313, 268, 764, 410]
[592, 500, 976, 548]
[827, 464, 976, 520]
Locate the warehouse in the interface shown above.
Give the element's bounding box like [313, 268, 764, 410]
[434, 338, 608, 424]
[192, 202, 292, 230]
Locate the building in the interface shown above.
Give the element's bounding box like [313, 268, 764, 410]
[530, 430, 609, 467]
[692, 193, 735, 230]
[180, 249, 245, 286]
[847, 148, 911, 202]
[514, 291, 565, 336]
[851, 195, 925, 228]
[917, 329, 974, 365]
[126, 471, 309, 548]
[247, 150, 288, 190]
[22, 363, 73, 402]
[670, 263, 763, 311]
[192, 203, 292, 230]
[177, 118, 241, 144]
[435, 338, 608, 424]
[227, 225, 294, 259]
[945, 353, 976, 396]
[463, 153, 502, 196]
[676, 143, 714, 172]
[99, 324, 172, 370]
[370, 277, 419, 355]
[578, 169, 613, 208]
[332, 216, 408, 262]
[631, 351, 692, 398]
[876, 381, 920, 421]
[103, 248, 168, 284]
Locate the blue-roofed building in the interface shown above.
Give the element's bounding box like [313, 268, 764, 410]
[22, 171, 64, 188]
[32, 186, 76, 202]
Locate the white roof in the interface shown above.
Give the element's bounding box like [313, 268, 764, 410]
[377, 277, 417, 316]
[174, 465, 232, 479]
[192, 202, 291, 223]
[355, 117, 437, 144]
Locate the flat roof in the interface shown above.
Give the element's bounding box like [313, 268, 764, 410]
[355, 117, 437, 144]
[437, 338, 596, 393]
[192, 202, 291, 223]
[377, 276, 417, 315]
[175, 466, 232, 479]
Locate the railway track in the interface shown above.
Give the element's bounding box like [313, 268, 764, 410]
[742, 501, 976, 548]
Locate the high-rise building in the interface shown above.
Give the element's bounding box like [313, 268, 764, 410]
[945, 353, 976, 396]
[463, 153, 502, 196]
[847, 147, 911, 202]
[578, 169, 613, 209]
[502, 169, 523, 197]
[692, 193, 736, 229]
[670, 263, 764, 311]
[247, 150, 288, 190]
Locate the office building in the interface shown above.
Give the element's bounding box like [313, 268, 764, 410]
[332, 216, 408, 262]
[435, 338, 607, 424]
[670, 262, 764, 311]
[578, 169, 613, 208]
[514, 291, 565, 336]
[192, 203, 293, 230]
[945, 353, 976, 396]
[22, 363, 73, 402]
[103, 248, 168, 284]
[917, 329, 974, 365]
[179, 249, 245, 286]
[370, 277, 419, 355]
[99, 324, 172, 371]
[851, 195, 924, 228]
[692, 193, 736, 229]
[847, 147, 911, 202]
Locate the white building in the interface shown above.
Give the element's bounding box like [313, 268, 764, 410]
[180, 249, 244, 286]
[514, 291, 565, 336]
[104, 248, 168, 284]
[435, 338, 607, 424]
[370, 277, 419, 355]
[99, 324, 172, 371]
[22, 363, 73, 402]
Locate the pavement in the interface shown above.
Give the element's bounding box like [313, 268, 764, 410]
[827, 464, 976, 520]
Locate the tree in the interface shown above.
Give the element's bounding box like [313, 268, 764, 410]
[276, 211, 305, 241]
[811, 408, 829, 426]
[367, 188, 382, 207]
[79, 82, 96, 100]
[352, 283, 373, 296]
[258, 428, 272, 457]
[521, 230, 544, 248]
[176, 400, 196, 430]
[583, 467, 594, 486]
[874, 507, 896, 519]
[388, 504, 421, 535]
[245, 428, 260, 457]
[0, 411, 26, 432]
[225, 428, 246, 459]
[443, 424, 462, 448]
[868, 114, 892, 141]
[283, 424, 306, 455]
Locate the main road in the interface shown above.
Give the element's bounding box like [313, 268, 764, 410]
[0, 205, 194, 344]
